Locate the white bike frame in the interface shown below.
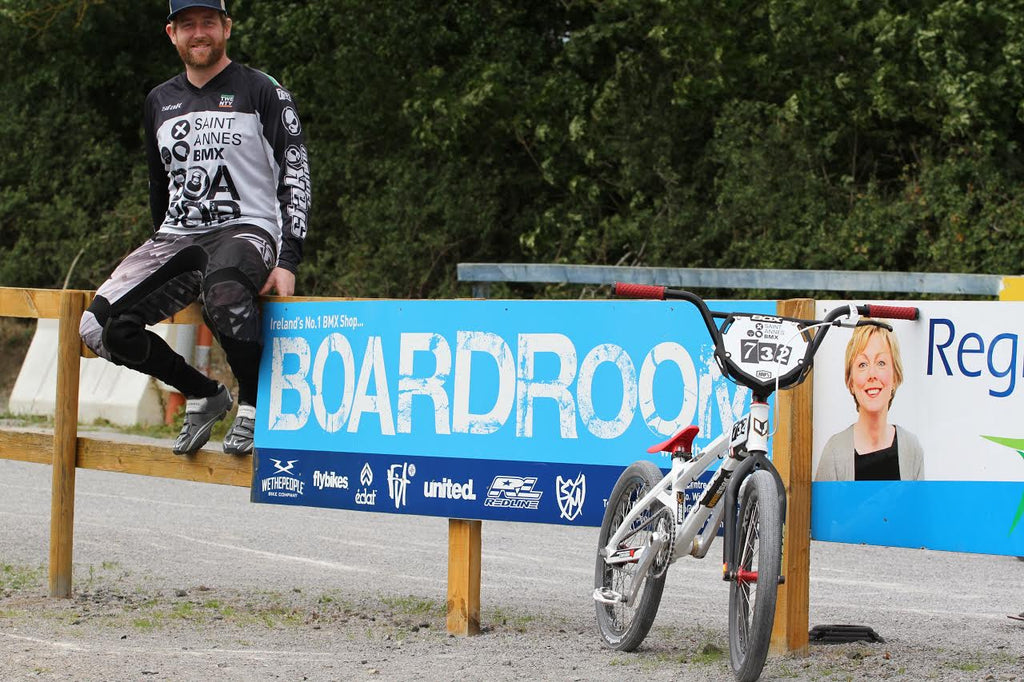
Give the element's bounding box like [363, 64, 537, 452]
[598, 401, 772, 605]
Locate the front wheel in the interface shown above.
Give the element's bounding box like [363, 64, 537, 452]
[594, 460, 670, 651]
[728, 469, 783, 682]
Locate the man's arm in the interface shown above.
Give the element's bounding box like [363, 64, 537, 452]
[143, 92, 170, 231]
[259, 75, 311, 280]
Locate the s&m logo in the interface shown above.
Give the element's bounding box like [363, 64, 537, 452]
[556, 473, 586, 521]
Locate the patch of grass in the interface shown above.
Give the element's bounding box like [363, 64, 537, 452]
[381, 594, 443, 619]
[690, 641, 725, 665]
[89, 417, 182, 440]
[486, 605, 535, 632]
[0, 563, 44, 593]
[0, 412, 50, 425]
[132, 617, 158, 631]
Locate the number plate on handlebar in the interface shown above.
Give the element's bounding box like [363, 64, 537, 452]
[720, 314, 809, 387]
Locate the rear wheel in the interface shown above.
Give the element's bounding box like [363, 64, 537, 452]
[728, 469, 783, 682]
[594, 460, 670, 651]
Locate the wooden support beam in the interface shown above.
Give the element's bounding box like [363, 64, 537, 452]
[0, 430, 52, 464]
[0, 429, 251, 488]
[446, 518, 481, 636]
[77, 437, 252, 487]
[770, 298, 814, 654]
[0, 287, 88, 319]
[49, 291, 85, 598]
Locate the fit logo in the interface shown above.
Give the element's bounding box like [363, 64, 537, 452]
[387, 463, 415, 510]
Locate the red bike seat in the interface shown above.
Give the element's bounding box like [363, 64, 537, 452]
[646, 425, 700, 455]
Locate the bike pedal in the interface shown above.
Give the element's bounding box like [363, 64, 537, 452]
[592, 587, 624, 605]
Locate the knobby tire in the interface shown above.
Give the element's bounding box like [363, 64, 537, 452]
[594, 460, 669, 651]
[728, 469, 783, 682]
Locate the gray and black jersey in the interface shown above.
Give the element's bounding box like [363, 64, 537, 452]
[144, 61, 311, 273]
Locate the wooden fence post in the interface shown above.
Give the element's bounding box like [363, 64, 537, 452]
[770, 298, 814, 654]
[49, 290, 85, 598]
[447, 518, 481, 635]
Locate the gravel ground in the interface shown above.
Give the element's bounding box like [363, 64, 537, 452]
[1, 451, 1022, 681]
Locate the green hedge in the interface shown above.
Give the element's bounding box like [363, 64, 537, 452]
[2, 0, 1023, 298]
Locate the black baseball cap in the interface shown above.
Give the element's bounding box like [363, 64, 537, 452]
[167, 0, 229, 21]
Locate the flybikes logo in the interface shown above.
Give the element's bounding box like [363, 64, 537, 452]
[261, 458, 304, 498]
[313, 470, 349, 491]
[162, 102, 183, 112]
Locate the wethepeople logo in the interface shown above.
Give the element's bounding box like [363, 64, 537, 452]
[387, 462, 416, 510]
[556, 473, 586, 521]
[355, 462, 376, 506]
[313, 470, 349, 491]
[485, 475, 542, 510]
[423, 477, 477, 501]
[261, 458, 304, 499]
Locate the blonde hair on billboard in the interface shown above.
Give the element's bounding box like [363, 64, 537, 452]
[843, 323, 904, 411]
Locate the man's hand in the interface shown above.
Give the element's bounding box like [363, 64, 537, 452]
[260, 267, 296, 296]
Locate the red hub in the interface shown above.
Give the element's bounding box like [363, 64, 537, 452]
[736, 568, 758, 584]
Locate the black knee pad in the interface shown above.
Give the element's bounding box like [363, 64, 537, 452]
[203, 271, 260, 343]
[101, 313, 152, 365]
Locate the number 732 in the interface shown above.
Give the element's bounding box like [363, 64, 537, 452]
[739, 339, 792, 365]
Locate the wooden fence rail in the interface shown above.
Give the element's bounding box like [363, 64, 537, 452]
[0, 287, 480, 635]
[0, 285, 820, 650]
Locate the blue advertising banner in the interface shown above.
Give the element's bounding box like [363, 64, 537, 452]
[252, 299, 774, 526]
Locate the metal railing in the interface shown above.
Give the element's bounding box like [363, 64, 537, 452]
[457, 263, 1008, 298]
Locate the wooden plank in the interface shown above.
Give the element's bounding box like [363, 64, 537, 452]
[446, 518, 482, 636]
[770, 298, 814, 655]
[77, 438, 252, 487]
[0, 287, 352, 321]
[0, 428, 252, 486]
[49, 291, 85, 599]
[0, 287, 80, 319]
[0, 430, 53, 464]
[0, 286, 208, 323]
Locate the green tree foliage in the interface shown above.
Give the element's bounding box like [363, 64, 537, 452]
[2, 0, 1024, 298]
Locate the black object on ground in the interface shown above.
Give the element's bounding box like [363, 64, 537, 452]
[809, 624, 885, 644]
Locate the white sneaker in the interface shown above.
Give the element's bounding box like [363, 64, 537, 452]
[223, 404, 256, 455]
[172, 384, 232, 455]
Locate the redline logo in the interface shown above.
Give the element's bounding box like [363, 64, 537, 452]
[485, 475, 542, 510]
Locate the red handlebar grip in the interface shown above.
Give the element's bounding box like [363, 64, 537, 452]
[614, 282, 666, 300]
[865, 304, 919, 320]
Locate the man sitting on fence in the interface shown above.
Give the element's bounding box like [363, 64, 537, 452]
[79, 0, 311, 456]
